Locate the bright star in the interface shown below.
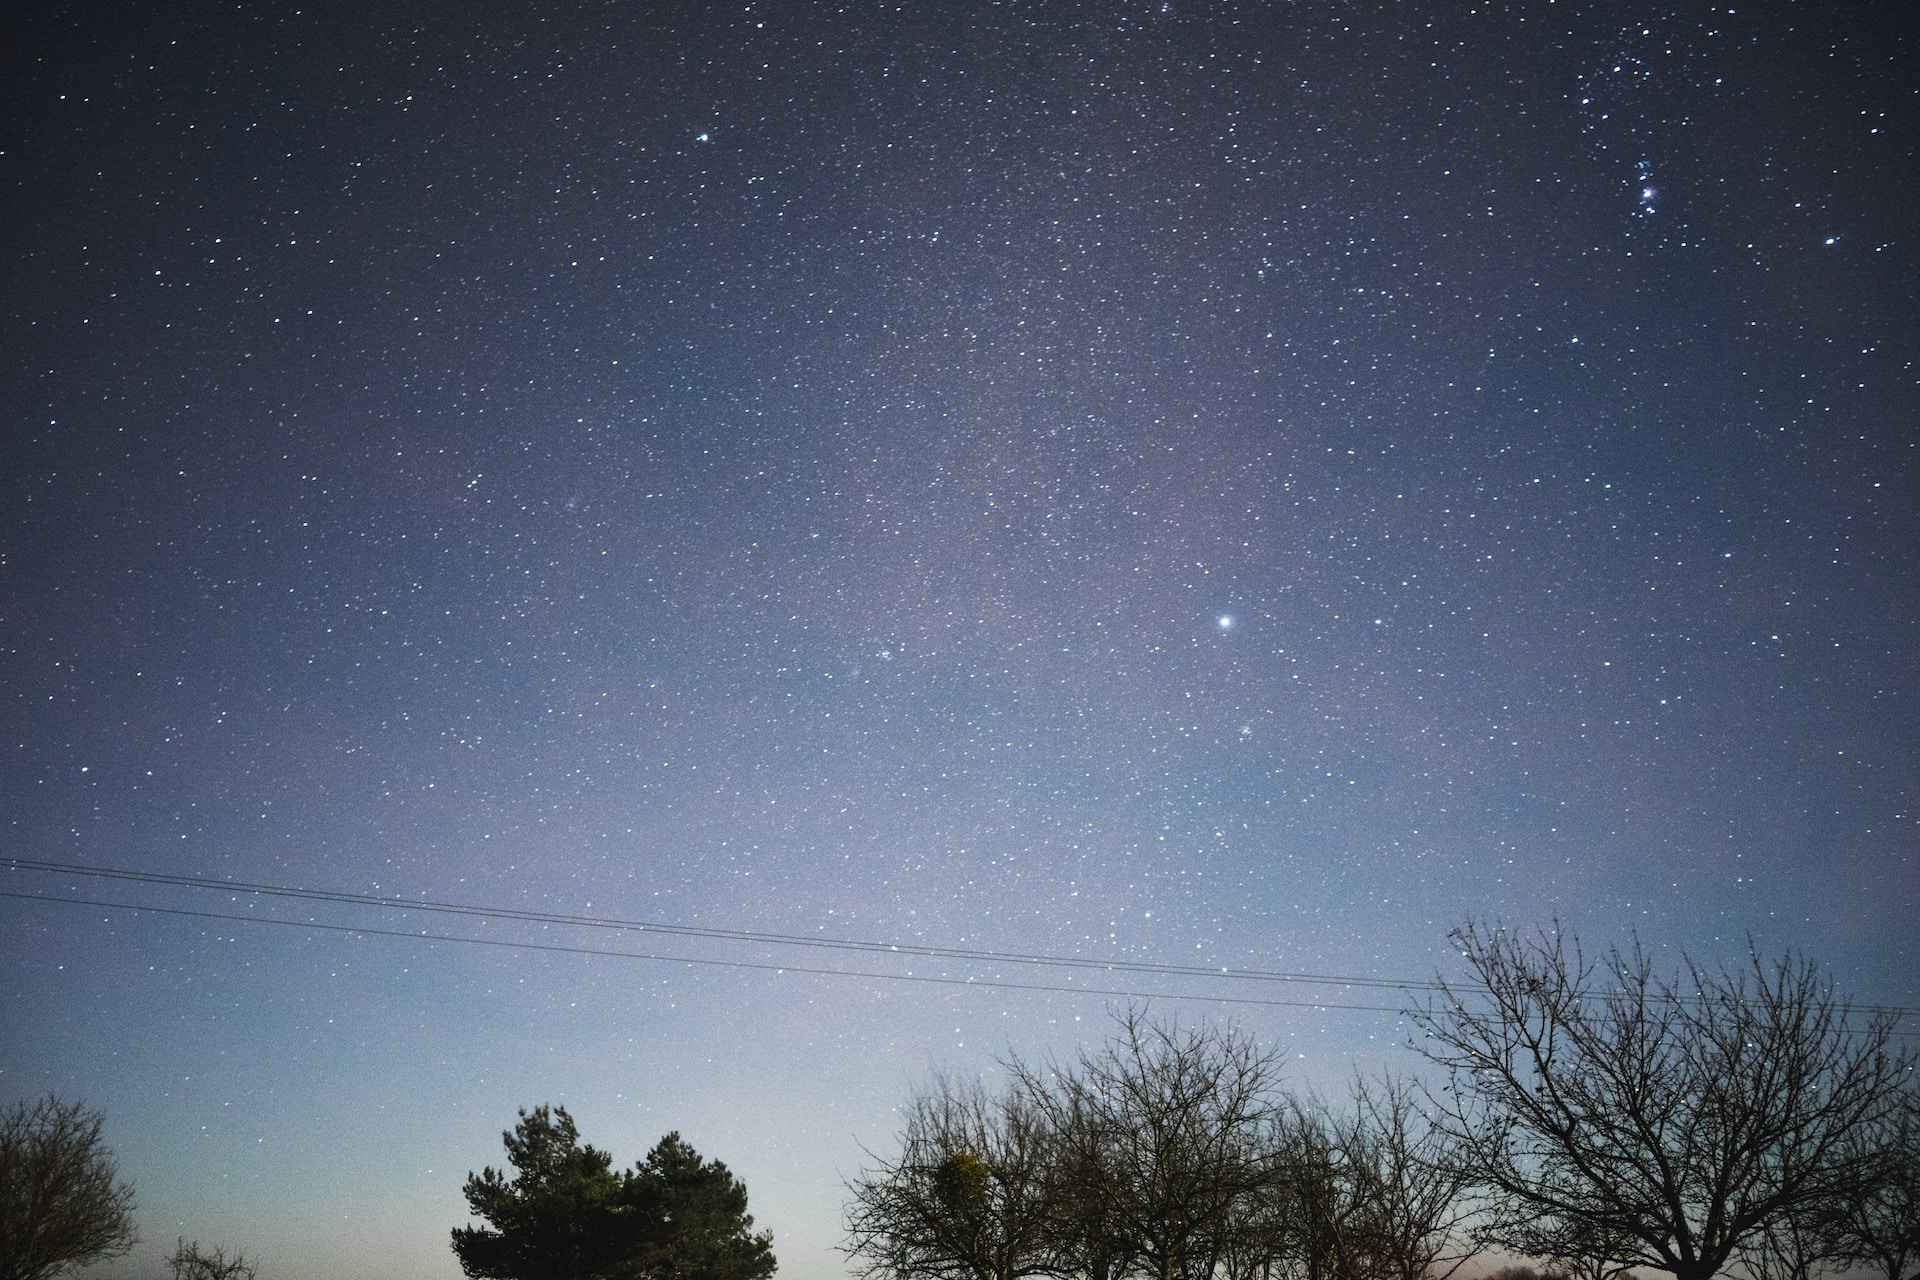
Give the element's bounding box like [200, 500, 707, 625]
[1217, 614, 1234, 630]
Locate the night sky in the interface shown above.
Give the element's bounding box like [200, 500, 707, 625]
[3, 2, 1915, 1278]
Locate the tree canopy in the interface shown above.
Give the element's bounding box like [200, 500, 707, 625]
[1409, 924, 1911, 1280]
[849, 935, 1914, 1280]
[843, 1076, 1062, 1280]
[1821, 1083, 1920, 1280]
[168, 1238, 260, 1280]
[0, 1095, 138, 1280]
[847, 1011, 1477, 1280]
[453, 1104, 776, 1280]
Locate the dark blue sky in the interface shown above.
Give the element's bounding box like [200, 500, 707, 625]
[4, 3, 1915, 1279]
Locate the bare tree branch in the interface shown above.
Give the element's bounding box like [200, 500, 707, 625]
[169, 1238, 261, 1280]
[844, 1075, 1067, 1280]
[1821, 1085, 1919, 1280]
[1408, 923, 1910, 1280]
[1009, 1010, 1285, 1280]
[0, 1095, 138, 1280]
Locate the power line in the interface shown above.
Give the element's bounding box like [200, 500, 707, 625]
[0, 891, 1415, 1015]
[5, 856, 1917, 1023]
[7, 889, 1917, 1039]
[1, 856, 1443, 993]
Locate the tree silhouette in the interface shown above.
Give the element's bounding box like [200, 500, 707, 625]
[453, 1105, 626, 1280]
[844, 1076, 1063, 1280]
[628, 1131, 777, 1280]
[1410, 924, 1910, 1280]
[452, 1105, 775, 1280]
[0, 1096, 137, 1280]
[168, 1238, 260, 1280]
[1009, 1010, 1282, 1280]
[1824, 1085, 1920, 1280]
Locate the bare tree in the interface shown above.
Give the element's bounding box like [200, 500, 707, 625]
[844, 1075, 1066, 1280]
[169, 1238, 260, 1280]
[1735, 1207, 1839, 1280]
[0, 1096, 138, 1280]
[1330, 1074, 1477, 1280]
[1823, 1085, 1920, 1280]
[1011, 1009, 1284, 1280]
[1556, 1258, 1637, 1280]
[1035, 1082, 1134, 1280]
[1263, 1096, 1385, 1280]
[1486, 1267, 1572, 1280]
[1409, 924, 1910, 1280]
[1534, 1222, 1642, 1280]
[1259, 1078, 1476, 1280]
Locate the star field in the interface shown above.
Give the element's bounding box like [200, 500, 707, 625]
[2, 4, 1914, 1280]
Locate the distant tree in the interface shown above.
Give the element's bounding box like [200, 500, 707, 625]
[1261, 1078, 1476, 1280]
[168, 1238, 259, 1280]
[846, 1012, 1489, 1280]
[1262, 1100, 1355, 1280]
[0, 1095, 138, 1280]
[843, 1076, 1064, 1280]
[1557, 1259, 1636, 1280]
[1823, 1085, 1920, 1280]
[1532, 1223, 1641, 1280]
[1213, 1128, 1293, 1280]
[1034, 1075, 1133, 1280]
[452, 1104, 776, 1280]
[1010, 1010, 1283, 1280]
[1735, 1206, 1840, 1280]
[1486, 1265, 1571, 1280]
[1410, 924, 1910, 1280]
[1323, 1073, 1477, 1280]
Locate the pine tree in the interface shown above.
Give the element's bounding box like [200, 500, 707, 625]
[452, 1106, 776, 1280]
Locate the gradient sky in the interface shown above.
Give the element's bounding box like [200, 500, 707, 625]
[3, 3, 1915, 1279]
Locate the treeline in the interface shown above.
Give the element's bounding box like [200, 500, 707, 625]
[4, 926, 1914, 1280]
[843, 927, 1919, 1280]
[846, 1011, 1475, 1280]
